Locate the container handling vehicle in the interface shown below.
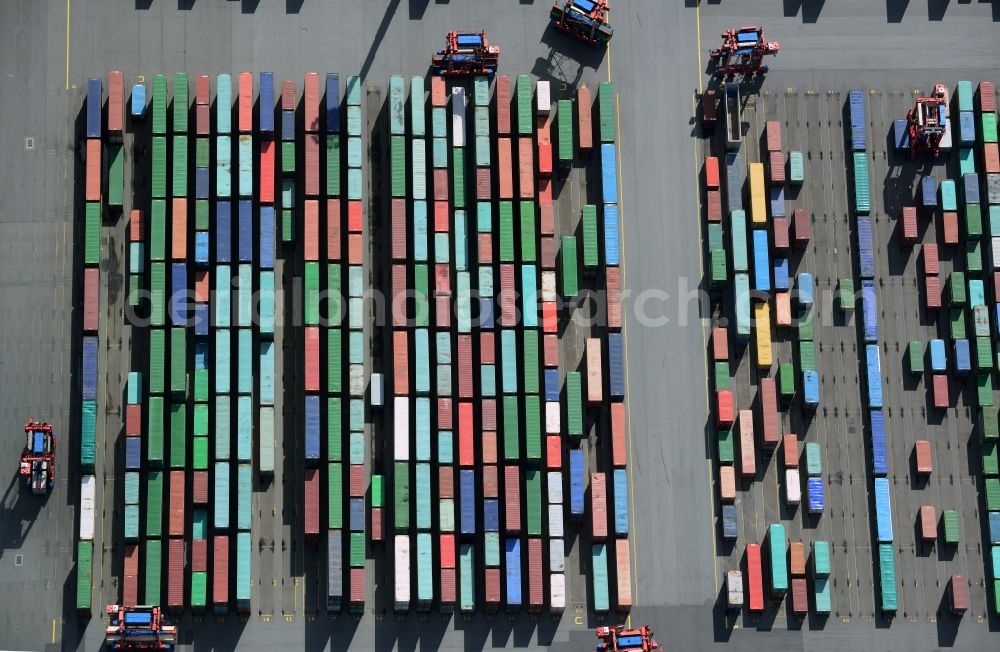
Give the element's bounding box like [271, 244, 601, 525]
[906, 84, 949, 158]
[19, 419, 55, 494]
[105, 605, 177, 650]
[549, 0, 613, 47]
[595, 625, 660, 651]
[709, 26, 780, 77]
[431, 31, 500, 77]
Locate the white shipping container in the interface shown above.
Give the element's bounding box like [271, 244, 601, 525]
[370, 372, 384, 407]
[349, 364, 365, 396]
[394, 535, 411, 607]
[536, 81, 551, 115]
[394, 396, 410, 461]
[548, 504, 564, 538]
[549, 538, 565, 572]
[451, 88, 466, 147]
[546, 471, 563, 504]
[549, 573, 566, 612]
[545, 401, 561, 434]
[991, 237, 1000, 270]
[541, 271, 557, 302]
[259, 406, 275, 474]
[79, 474, 96, 540]
[785, 468, 801, 505]
[727, 570, 744, 608]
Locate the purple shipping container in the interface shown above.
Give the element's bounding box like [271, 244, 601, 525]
[305, 395, 321, 462]
[769, 185, 785, 217]
[857, 218, 875, 278]
[170, 263, 187, 325]
[479, 298, 494, 330]
[963, 173, 980, 204]
[861, 280, 878, 342]
[82, 336, 99, 400]
[259, 72, 275, 135]
[196, 167, 210, 199]
[569, 449, 585, 518]
[460, 470, 475, 536]
[544, 368, 559, 401]
[326, 74, 340, 133]
[216, 201, 232, 263]
[238, 199, 253, 263]
[921, 176, 937, 207]
[125, 436, 141, 469]
[484, 498, 500, 531]
[259, 206, 275, 270]
[349, 498, 365, 532]
[194, 303, 210, 336]
[608, 333, 625, 400]
[870, 409, 887, 475]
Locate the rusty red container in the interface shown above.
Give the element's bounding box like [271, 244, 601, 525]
[541, 235, 557, 270]
[925, 275, 941, 309]
[192, 470, 208, 504]
[542, 301, 558, 333]
[790, 578, 808, 615]
[528, 538, 543, 610]
[327, 199, 342, 260]
[483, 465, 498, 497]
[304, 200, 319, 260]
[435, 263, 451, 295]
[705, 156, 720, 189]
[458, 335, 473, 398]
[901, 206, 918, 244]
[350, 463, 365, 497]
[195, 74, 210, 105]
[485, 568, 501, 606]
[213, 536, 229, 606]
[238, 72, 253, 132]
[125, 403, 142, 436]
[606, 268, 622, 330]
[480, 332, 495, 364]
[919, 505, 936, 540]
[167, 538, 185, 609]
[712, 327, 729, 361]
[611, 403, 626, 467]
[477, 168, 491, 199]
[434, 170, 449, 201]
[539, 203, 555, 236]
[591, 472, 607, 540]
[191, 539, 208, 572]
[108, 70, 124, 134]
[746, 543, 763, 611]
[304, 468, 320, 536]
[169, 469, 185, 536]
[86, 139, 101, 201]
[932, 374, 948, 408]
[350, 568, 365, 605]
[766, 120, 781, 152]
[196, 104, 210, 136]
[760, 378, 779, 447]
[440, 534, 456, 569]
[281, 79, 296, 111]
[942, 210, 958, 245]
[436, 296, 450, 327]
[129, 209, 143, 242]
[434, 201, 449, 232]
[950, 575, 969, 613]
[518, 137, 534, 199]
[504, 466, 521, 532]
[478, 233, 493, 263]
[260, 139, 275, 203]
[772, 217, 789, 251]
[482, 398, 497, 431]
[438, 397, 453, 429]
[915, 440, 932, 474]
[483, 433, 497, 464]
[578, 85, 593, 150]
[391, 264, 406, 327]
[371, 507, 384, 541]
[432, 76, 447, 107]
[305, 134, 320, 196]
[706, 190, 722, 222]
[124, 543, 140, 576]
[544, 334, 559, 368]
[123, 573, 138, 607]
[440, 467, 454, 498]
[391, 199, 407, 261]
[985, 142, 1000, 174]
[393, 331, 409, 395]
[546, 435, 561, 469]
[498, 138, 514, 199]
[441, 568, 456, 606]
[348, 233, 364, 265]
[304, 72, 319, 132]
[615, 538, 633, 612]
[783, 434, 798, 468]
[768, 151, 785, 184]
[538, 177, 552, 204]
[538, 141, 553, 177]
[459, 402, 474, 466]
[923, 244, 939, 275]
[496, 76, 511, 133]
[793, 208, 810, 245]
[304, 327, 320, 391]
[980, 81, 996, 112]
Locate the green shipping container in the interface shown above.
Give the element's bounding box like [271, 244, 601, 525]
[452, 147, 466, 208]
[717, 428, 734, 463]
[598, 82, 616, 143]
[282, 140, 295, 174]
[173, 72, 189, 132]
[328, 397, 343, 460]
[149, 328, 166, 393]
[965, 203, 983, 238]
[525, 395, 542, 461]
[304, 262, 320, 325]
[778, 362, 794, 398]
[978, 373, 994, 408]
[853, 152, 870, 214]
[170, 328, 187, 395]
[85, 203, 101, 265]
[987, 478, 1000, 511]
[710, 249, 727, 285]
[196, 138, 210, 168]
[950, 309, 966, 340]
[148, 396, 164, 463]
[566, 372, 583, 436]
[977, 336, 993, 370]
[878, 544, 897, 612]
[169, 401, 186, 468]
[805, 442, 821, 476]
[144, 538, 162, 605]
[967, 240, 984, 273]
[149, 200, 165, 260]
[193, 436, 209, 469]
[981, 112, 998, 144]
[195, 199, 209, 230]
[194, 369, 209, 402]
[499, 202, 515, 262]
[983, 409, 999, 440]
[557, 99, 574, 162]
[414, 264, 430, 327]
[329, 463, 343, 528]
[394, 461, 410, 530]
[371, 474, 384, 508]
[908, 340, 924, 373]
[326, 136, 341, 196]
[350, 532, 365, 567]
[582, 205, 599, 268]
[714, 361, 731, 391]
[839, 278, 854, 310]
[523, 330, 539, 393]
[943, 508, 960, 544]
[592, 543, 610, 612]
[983, 440, 998, 476]
[191, 571, 207, 608]
[950, 272, 966, 305]
[150, 262, 165, 326]
[798, 313, 813, 341]
[520, 201, 537, 262]
[799, 341, 816, 372]
[526, 469, 542, 534]
[146, 471, 163, 537]
[108, 144, 124, 207]
[76, 540, 93, 612]
[328, 329, 343, 394]
[152, 74, 167, 134]
[561, 236, 579, 298]
[152, 137, 167, 198]
[391, 135, 405, 197]
[503, 395, 520, 460]
[173, 135, 188, 196]
[516, 74, 532, 136]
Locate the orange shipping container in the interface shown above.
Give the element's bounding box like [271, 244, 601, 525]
[789, 542, 805, 576]
[586, 338, 603, 403]
[712, 326, 729, 361]
[303, 200, 319, 260]
[83, 268, 100, 332]
[304, 72, 319, 132]
[496, 75, 511, 134]
[482, 431, 497, 464]
[610, 402, 626, 467]
[984, 142, 1000, 174]
[259, 140, 275, 203]
[347, 201, 363, 233]
[434, 201, 449, 232]
[431, 76, 446, 107]
[615, 538, 633, 612]
[775, 291, 791, 326]
[941, 211, 958, 245]
[606, 267, 622, 330]
[108, 70, 124, 135]
[169, 469, 185, 536]
[305, 134, 320, 196]
[578, 85, 593, 150]
[716, 390, 735, 425]
[518, 137, 534, 199]
[919, 505, 936, 541]
[194, 270, 209, 303]
[498, 138, 514, 199]
[719, 465, 736, 502]
[915, 439, 932, 474]
[739, 409, 755, 476]
[783, 434, 798, 468]
[478, 233, 493, 263]
[348, 233, 364, 264]
[393, 330, 409, 395]
[238, 72, 253, 133]
[705, 156, 720, 189]
[327, 198, 342, 260]
[129, 209, 144, 242]
[590, 472, 607, 540]
[171, 198, 187, 260]
[86, 139, 102, 201]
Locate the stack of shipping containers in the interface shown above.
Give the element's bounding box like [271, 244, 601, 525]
[259, 73, 277, 492]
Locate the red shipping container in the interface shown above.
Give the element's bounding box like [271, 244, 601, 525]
[716, 389, 735, 425]
[434, 170, 449, 201]
[458, 335, 473, 398]
[607, 267, 622, 330]
[125, 403, 141, 436]
[505, 466, 521, 532]
[544, 334, 559, 368]
[746, 543, 764, 611]
[496, 75, 511, 133]
[169, 470, 185, 536]
[129, 209, 143, 242]
[925, 275, 941, 309]
[304, 468, 320, 535]
[923, 244, 939, 275]
[108, 70, 124, 135]
[371, 507, 383, 541]
[994, 272, 1000, 302]
[123, 577, 138, 608]
[435, 263, 451, 295]
[766, 120, 781, 152]
[984, 142, 1000, 174]
[950, 575, 969, 613]
[348, 233, 364, 265]
[719, 465, 736, 502]
[577, 84, 593, 150]
[942, 211, 958, 245]
[932, 373, 948, 408]
[477, 168, 492, 199]
[304, 327, 320, 391]
[213, 536, 229, 606]
[919, 505, 936, 541]
[789, 542, 805, 576]
[981, 81, 997, 111]
[304, 72, 319, 132]
[194, 270, 209, 303]
[434, 201, 449, 232]
[441, 534, 456, 569]
[541, 235, 557, 270]
[391, 199, 407, 260]
[458, 402, 474, 467]
[350, 568, 365, 605]
[793, 208, 810, 245]
[435, 295, 451, 327]
[478, 233, 493, 263]
[775, 291, 791, 327]
[259, 139, 275, 203]
[591, 472, 607, 540]
[171, 198, 187, 260]
[615, 538, 633, 612]
[500, 264, 516, 326]
[760, 378, 779, 447]
[611, 402, 626, 467]
[538, 142, 553, 177]
[393, 330, 409, 395]
[498, 138, 514, 199]
[739, 410, 756, 477]
[915, 439, 932, 474]
[123, 543, 139, 605]
[196, 104, 210, 136]
[431, 76, 446, 107]
[482, 398, 497, 431]
[440, 568, 456, 606]
[542, 301, 558, 333]
[480, 332, 495, 364]
[705, 156, 720, 190]
[538, 203, 555, 236]
[518, 137, 534, 199]
[193, 470, 208, 504]
[901, 206, 918, 244]
[528, 538, 544, 610]
[304, 200, 319, 260]
[768, 151, 785, 184]
[438, 398, 453, 431]
[327, 199, 342, 260]
[391, 264, 406, 327]
[711, 327, 729, 361]
[790, 578, 808, 615]
[546, 435, 562, 469]
[238, 72, 253, 133]
[537, 116, 551, 146]
[483, 432, 497, 464]
[439, 467, 454, 498]
[483, 465, 498, 497]
[350, 464, 365, 497]
[86, 139, 102, 201]
[305, 134, 320, 196]
[167, 538, 184, 609]
[195, 74, 210, 105]
[538, 177, 552, 205]
[124, 543, 140, 576]
[485, 568, 501, 606]
[783, 434, 798, 468]
[281, 80, 296, 111]
[706, 190, 722, 222]
[772, 217, 789, 251]
[192, 539, 208, 572]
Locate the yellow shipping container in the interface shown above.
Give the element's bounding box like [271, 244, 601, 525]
[754, 301, 772, 367]
[749, 162, 767, 224]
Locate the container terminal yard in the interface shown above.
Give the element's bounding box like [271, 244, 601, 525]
[1, 1, 1000, 651]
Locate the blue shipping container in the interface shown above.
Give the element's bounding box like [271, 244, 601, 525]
[770, 185, 785, 218]
[569, 449, 585, 518]
[260, 206, 275, 270]
[807, 477, 824, 514]
[87, 78, 102, 138]
[930, 339, 946, 371]
[613, 469, 629, 536]
[601, 144, 618, 204]
[504, 538, 522, 610]
[196, 167, 210, 199]
[604, 204, 620, 266]
[169, 263, 187, 325]
[350, 498, 365, 532]
[305, 395, 321, 462]
[238, 200, 253, 263]
[857, 218, 875, 278]
[959, 112, 976, 146]
[544, 368, 560, 402]
[131, 83, 145, 118]
[721, 504, 738, 540]
[282, 110, 295, 141]
[216, 201, 232, 263]
[125, 436, 141, 470]
[990, 511, 1000, 544]
[773, 258, 789, 291]
[194, 303, 209, 337]
[483, 499, 499, 531]
[892, 118, 909, 152]
[954, 339, 971, 374]
[726, 153, 743, 211]
[963, 173, 980, 204]
[866, 344, 883, 408]
[921, 176, 937, 207]
[861, 280, 878, 342]
[82, 336, 98, 400]
[608, 333, 625, 400]
[803, 370, 819, 408]
[479, 298, 494, 329]
[874, 476, 893, 542]
[753, 229, 771, 292]
[326, 73, 340, 133]
[259, 72, 275, 135]
[195, 231, 210, 266]
[849, 89, 867, 150]
[870, 409, 888, 475]
[798, 273, 814, 307]
[460, 470, 475, 535]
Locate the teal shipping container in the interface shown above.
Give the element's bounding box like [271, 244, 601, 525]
[456, 272, 472, 333]
[501, 330, 518, 393]
[592, 543, 610, 612]
[348, 169, 363, 200]
[410, 77, 426, 136]
[432, 137, 447, 168]
[416, 463, 431, 529]
[521, 266, 538, 327]
[237, 532, 252, 606]
[413, 201, 428, 261]
[237, 264, 252, 327]
[216, 136, 232, 197]
[215, 395, 231, 460]
[237, 464, 252, 530]
[769, 523, 788, 593]
[474, 77, 489, 107]
[216, 74, 232, 134]
[237, 396, 252, 462]
[415, 399, 431, 460]
[459, 544, 475, 612]
[259, 271, 275, 335]
[259, 341, 275, 404]
[124, 504, 140, 540]
[475, 107, 489, 137]
[347, 105, 362, 136]
[237, 329, 252, 394]
[215, 330, 231, 393]
[415, 329, 430, 394]
[238, 135, 252, 196]
[879, 544, 897, 612]
[124, 472, 140, 504]
[214, 462, 230, 528]
[455, 211, 468, 271]
[81, 400, 96, 468]
[389, 76, 405, 135]
[417, 532, 433, 606]
[734, 273, 751, 339]
[432, 108, 447, 139]
[730, 210, 748, 272]
[259, 406, 275, 474]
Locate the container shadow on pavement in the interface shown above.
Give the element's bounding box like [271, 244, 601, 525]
[783, 0, 826, 23]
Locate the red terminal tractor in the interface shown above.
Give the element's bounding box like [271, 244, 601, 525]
[431, 31, 500, 77]
[549, 0, 614, 47]
[907, 84, 949, 157]
[709, 26, 780, 77]
[595, 624, 660, 651]
[105, 605, 177, 650]
[19, 418, 55, 494]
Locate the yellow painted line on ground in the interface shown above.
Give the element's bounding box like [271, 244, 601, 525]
[65, 0, 71, 89]
[52, 618, 57, 644]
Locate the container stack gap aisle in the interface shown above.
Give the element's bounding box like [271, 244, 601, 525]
[78, 75, 103, 617]
[344, 74, 366, 613]
[211, 72, 233, 614]
[324, 71, 345, 614]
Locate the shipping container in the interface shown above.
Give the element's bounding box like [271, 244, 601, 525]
[746, 543, 764, 611]
[768, 523, 788, 595]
